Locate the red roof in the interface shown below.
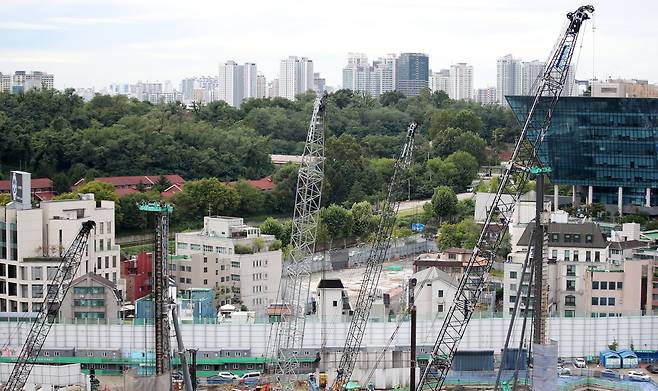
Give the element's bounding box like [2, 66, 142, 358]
[33, 191, 55, 201]
[161, 183, 184, 199]
[73, 175, 185, 188]
[115, 187, 140, 197]
[497, 150, 513, 161]
[248, 176, 274, 191]
[0, 178, 53, 192]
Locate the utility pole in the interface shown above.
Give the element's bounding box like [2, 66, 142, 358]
[409, 277, 417, 391]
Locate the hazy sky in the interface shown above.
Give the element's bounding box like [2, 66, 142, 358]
[1, 0, 655, 90]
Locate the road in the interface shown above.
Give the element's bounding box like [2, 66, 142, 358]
[397, 193, 474, 212]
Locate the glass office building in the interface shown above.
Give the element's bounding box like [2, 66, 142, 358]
[507, 96, 658, 208]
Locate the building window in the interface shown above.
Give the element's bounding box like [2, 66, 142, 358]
[594, 251, 600, 262]
[565, 295, 576, 306]
[566, 280, 576, 291]
[600, 297, 607, 305]
[510, 283, 517, 291]
[573, 234, 581, 243]
[105, 256, 109, 269]
[99, 239, 104, 252]
[112, 256, 117, 268]
[509, 271, 517, 279]
[97, 257, 101, 270]
[438, 290, 443, 298]
[551, 249, 558, 259]
[592, 281, 599, 289]
[107, 222, 111, 234]
[231, 261, 240, 268]
[600, 281, 607, 290]
[585, 234, 593, 243]
[617, 282, 623, 290]
[203, 267, 208, 273]
[608, 297, 615, 306]
[566, 265, 576, 277]
[448, 253, 456, 260]
[592, 297, 599, 305]
[564, 310, 575, 318]
[180, 278, 185, 283]
[564, 250, 570, 261]
[203, 279, 208, 285]
[608, 282, 615, 290]
[31, 267, 42, 281]
[32, 285, 43, 298]
[564, 234, 572, 243]
[551, 233, 559, 242]
[437, 304, 444, 312]
[203, 245, 213, 252]
[573, 250, 579, 262]
[99, 222, 104, 234]
[190, 244, 201, 251]
[231, 274, 240, 281]
[333, 300, 338, 307]
[586, 251, 591, 262]
[177, 242, 188, 250]
[509, 295, 517, 304]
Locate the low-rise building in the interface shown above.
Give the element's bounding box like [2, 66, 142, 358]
[414, 248, 487, 280]
[121, 252, 153, 303]
[412, 267, 458, 320]
[316, 279, 352, 322]
[59, 273, 121, 322]
[171, 216, 282, 315]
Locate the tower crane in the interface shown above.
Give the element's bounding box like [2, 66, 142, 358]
[333, 121, 418, 390]
[272, 94, 327, 386]
[5, 221, 96, 391]
[416, 5, 594, 391]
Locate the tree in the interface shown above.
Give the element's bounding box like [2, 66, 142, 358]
[55, 180, 119, 203]
[170, 178, 239, 222]
[379, 91, 406, 107]
[153, 175, 172, 193]
[260, 217, 284, 239]
[436, 218, 480, 250]
[322, 204, 353, 244]
[431, 186, 458, 224]
[268, 164, 298, 213]
[445, 151, 479, 191]
[118, 192, 161, 232]
[234, 180, 265, 215]
[350, 201, 375, 240]
[0, 193, 10, 206]
[456, 198, 476, 221]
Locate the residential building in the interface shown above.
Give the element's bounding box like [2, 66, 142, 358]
[243, 63, 257, 100]
[375, 54, 397, 94]
[0, 171, 121, 313]
[429, 69, 450, 95]
[268, 79, 279, 98]
[412, 267, 458, 320]
[521, 60, 545, 95]
[0, 73, 11, 92]
[180, 78, 197, 102]
[313, 73, 326, 94]
[121, 252, 153, 303]
[395, 53, 429, 97]
[342, 53, 379, 96]
[0, 177, 54, 202]
[72, 174, 185, 198]
[507, 96, 658, 212]
[59, 273, 121, 322]
[497, 54, 522, 106]
[256, 74, 267, 98]
[218, 60, 244, 107]
[278, 56, 314, 101]
[591, 78, 658, 98]
[449, 63, 473, 100]
[7, 71, 54, 94]
[171, 216, 282, 314]
[474, 86, 497, 105]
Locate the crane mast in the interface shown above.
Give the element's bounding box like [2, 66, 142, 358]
[273, 94, 327, 386]
[416, 5, 594, 391]
[5, 221, 95, 391]
[333, 121, 418, 390]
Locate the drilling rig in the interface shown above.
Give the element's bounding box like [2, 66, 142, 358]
[272, 94, 327, 387]
[416, 5, 594, 391]
[4, 221, 95, 391]
[332, 121, 418, 390]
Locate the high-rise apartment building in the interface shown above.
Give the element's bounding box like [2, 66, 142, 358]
[268, 79, 279, 98]
[395, 53, 429, 97]
[180, 78, 197, 102]
[243, 63, 257, 100]
[278, 56, 314, 100]
[521, 60, 545, 95]
[376, 54, 397, 94]
[313, 73, 326, 94]
[0, 171, 121, 314]
[497, 54, 522, 105]
[256, 74, 267, 98]
[474, 87, 497, 105]
[218, 60, 245, 107]
[342, 53, 381, 96]
[449, 63, 474, 100]
[2, 71, 54, 94]
[430, 69, 451, 95]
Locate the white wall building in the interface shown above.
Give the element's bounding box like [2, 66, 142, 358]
[430, 69, 451, 95]
[474, 86, 497, 105]
[497, 54, 522, 105]
[521, 60, 545, 95]
[218, 60, 244, 107]
[412, 267, 458, 320]
[449, 63, 473, 100]
[173, 216, 282, 314]
[0, 172, 121, 314]
[256, 74, 267, 98]
[279, 56, 314, 101]
[376, 54, 397, 95]
[243, 63, 258, 100]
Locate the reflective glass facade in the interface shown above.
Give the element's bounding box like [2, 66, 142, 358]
[508, 96, 658, 206]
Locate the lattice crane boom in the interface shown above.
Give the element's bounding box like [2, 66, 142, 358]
[333, 121, 418, 389]
[273, 94, 327, 386]
[416, 5, 594, 391]
[5, 220, 95, 391]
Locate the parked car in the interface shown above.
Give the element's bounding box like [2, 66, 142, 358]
[558, 366, 572, 377]
[647, 364, 658, 374]
[600, 369, 619, 380]
[218, 372, 239, 380]
[239, 371, 262, 385]
[573, 358, 587, 368]
[626, 371, 651, 382]
[207, 372, 238, 384]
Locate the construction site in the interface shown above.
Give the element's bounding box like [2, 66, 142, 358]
[1, 4, 658, 391]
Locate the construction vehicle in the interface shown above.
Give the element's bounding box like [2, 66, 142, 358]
[416, 5, 594, 391]
[4, 221, 96, 391]
[333, 121, 418, 390]
[272, 94, 327, 387]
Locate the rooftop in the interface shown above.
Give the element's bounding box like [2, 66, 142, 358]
[318, 279, 344, 289]
[517, 222, 607, 249]
[0, 177, 52, 192]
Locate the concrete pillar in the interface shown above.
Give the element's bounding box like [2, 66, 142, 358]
[554, 185, 559, 212]
[646, 188, 652, 208]
[587, 185, 594, 205]
[618, 187, 623, 216]
[572, 185, 577, 206]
